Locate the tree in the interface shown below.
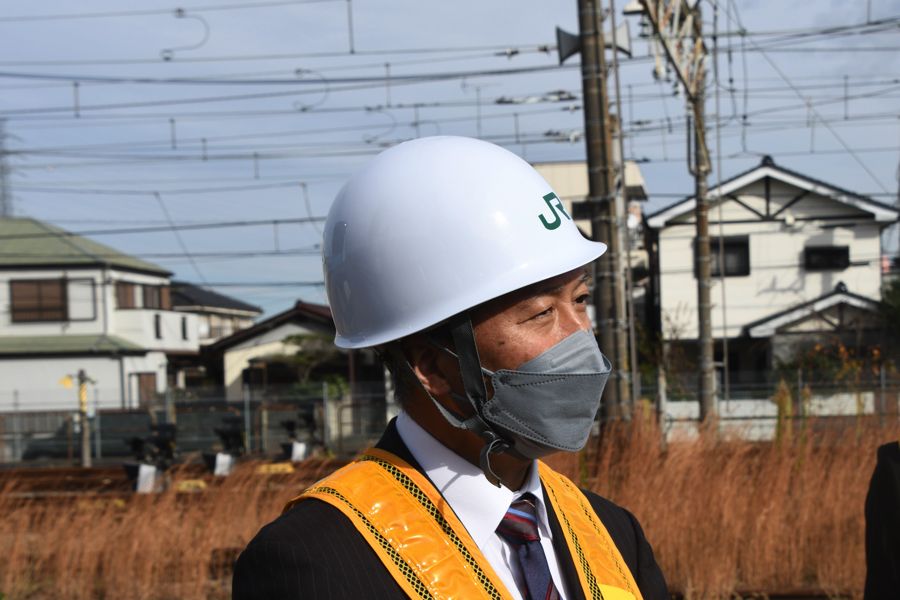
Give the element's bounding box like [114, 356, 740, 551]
[281, 332, 343, 384]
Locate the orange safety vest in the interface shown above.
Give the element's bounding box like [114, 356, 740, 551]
[285, 448, 643, 600]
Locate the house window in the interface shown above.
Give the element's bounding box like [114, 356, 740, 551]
[143, 285, 161, 309]
[142, 285, 171, 310]
[804, 246, 849, 271]
[154, 314, 162, 339]
[696, 236, 750, 277]
[10, 279, 67, 322]
[181, 316, 188, 341]
[67, 279, 96, 321]
[116, 282, 136, 308]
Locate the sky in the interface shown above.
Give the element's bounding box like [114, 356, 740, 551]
[0, 0, 898, 317]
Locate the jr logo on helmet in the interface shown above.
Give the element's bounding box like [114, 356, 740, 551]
[538, 192, 571, 230]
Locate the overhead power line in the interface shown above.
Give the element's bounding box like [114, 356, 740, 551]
[0, 0, 339, 23]
[0, 17, 894, 67]
[0, 44, 558, 67]
[0, 64, 567, 87]
[0, 217, 326, 241]
[14, 181, 311, 195]
[0, 248, 320, 260]
[180, 281, 324, 287]
[708, 0, 893, 194]
[0, 64, 572, 116]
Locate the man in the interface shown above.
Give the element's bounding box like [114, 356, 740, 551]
[233, 136, 668, 599]
[865, 441, 900, 598]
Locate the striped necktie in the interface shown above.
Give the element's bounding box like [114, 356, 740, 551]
[495, 493, 561, 600]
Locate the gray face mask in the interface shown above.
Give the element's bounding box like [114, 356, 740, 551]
[452, 329, 612, 459]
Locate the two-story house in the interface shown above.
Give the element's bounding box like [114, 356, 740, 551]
[0, 217, 203, 411]
[170, 280, 261, 346]
[645, 156, 898, 392]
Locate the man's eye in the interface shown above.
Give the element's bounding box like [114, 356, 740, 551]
[532, 306, 553, 320]
[575, 294, 590, 304]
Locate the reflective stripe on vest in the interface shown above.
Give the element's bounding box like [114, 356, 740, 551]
[284, 448, 643, 600]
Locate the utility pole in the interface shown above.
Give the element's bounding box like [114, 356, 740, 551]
[638, 0, 716, 420]
[0, 120, 12, 217]
[608, 0, 642, 408]
[692, 31, 715, 422]
[576, 0, 630, 418]
[78, 369, 92, 468]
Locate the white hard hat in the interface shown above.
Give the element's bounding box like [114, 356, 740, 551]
[323, 136, 607, 349]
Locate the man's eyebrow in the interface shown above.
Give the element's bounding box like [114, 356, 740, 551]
[531, 271, 592, 297]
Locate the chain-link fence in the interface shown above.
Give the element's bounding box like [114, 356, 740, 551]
[635, 366, 900, 440]
[0, 382, 394, 464]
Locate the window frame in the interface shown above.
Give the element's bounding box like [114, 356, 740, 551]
[695, 235, 751, 278]
[142, 284, 171, 310]
[116, 281, 137, 309]
[804, 245, 850, 272]
[143, 285, 162, 309]
[9, 278, 69, 323]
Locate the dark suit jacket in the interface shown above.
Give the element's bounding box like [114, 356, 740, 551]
[233, 420, 669, 599]
[865, 441, 900, 599]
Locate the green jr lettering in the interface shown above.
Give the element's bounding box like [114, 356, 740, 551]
[538, 192, 571, 230]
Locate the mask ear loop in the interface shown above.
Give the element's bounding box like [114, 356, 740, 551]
[392, 313, 512, 487]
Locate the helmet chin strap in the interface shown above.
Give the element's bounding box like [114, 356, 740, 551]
[397, 312, 521, 487]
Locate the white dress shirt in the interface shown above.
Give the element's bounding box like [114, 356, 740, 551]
[396, 411, 570, 600]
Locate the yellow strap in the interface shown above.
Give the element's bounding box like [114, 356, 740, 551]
[285, 450, 644, 600]
[538, 462, 644, 600]
[286, 448, 511, 600]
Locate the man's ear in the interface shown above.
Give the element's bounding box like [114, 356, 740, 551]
[403, 336, 453, 397]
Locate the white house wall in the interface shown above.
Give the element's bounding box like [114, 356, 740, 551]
[0, 268, 110, 335]
[0, 266, 199, 352]
[222, 322, 328, 400]
[658, 183, 883, 340]
[112, 310, 198, 352]
[0, 351, 166, 412]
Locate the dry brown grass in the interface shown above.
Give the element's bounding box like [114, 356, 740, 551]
[0, 458, 344, 600]
[1, 416, 894, 599]
[547, 413, 895, 598]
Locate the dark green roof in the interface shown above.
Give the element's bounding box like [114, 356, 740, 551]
[0, 334, 145, 356]
[0, 217, 170, 275]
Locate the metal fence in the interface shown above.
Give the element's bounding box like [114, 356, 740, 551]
[3, 368, 900, 463]
[639, 367, 900, 404]
[0, 382, 393, 464]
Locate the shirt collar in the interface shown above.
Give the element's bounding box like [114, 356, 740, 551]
[395, 411, 552, 548]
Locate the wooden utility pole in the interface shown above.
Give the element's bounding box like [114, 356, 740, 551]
[577, 0, 631, 419]
[639, 0, 716, 420]
[690, 5, 716, 420]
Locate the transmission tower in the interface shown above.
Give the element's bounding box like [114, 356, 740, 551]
[0, 120, 12, 218]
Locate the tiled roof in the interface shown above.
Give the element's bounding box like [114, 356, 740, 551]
[170, 280, 262, 314]
[0, 217, 170, 276]
[0, 334, 145, 356]
[204, 300, 333, 353]
[646, 155, 898, 227]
